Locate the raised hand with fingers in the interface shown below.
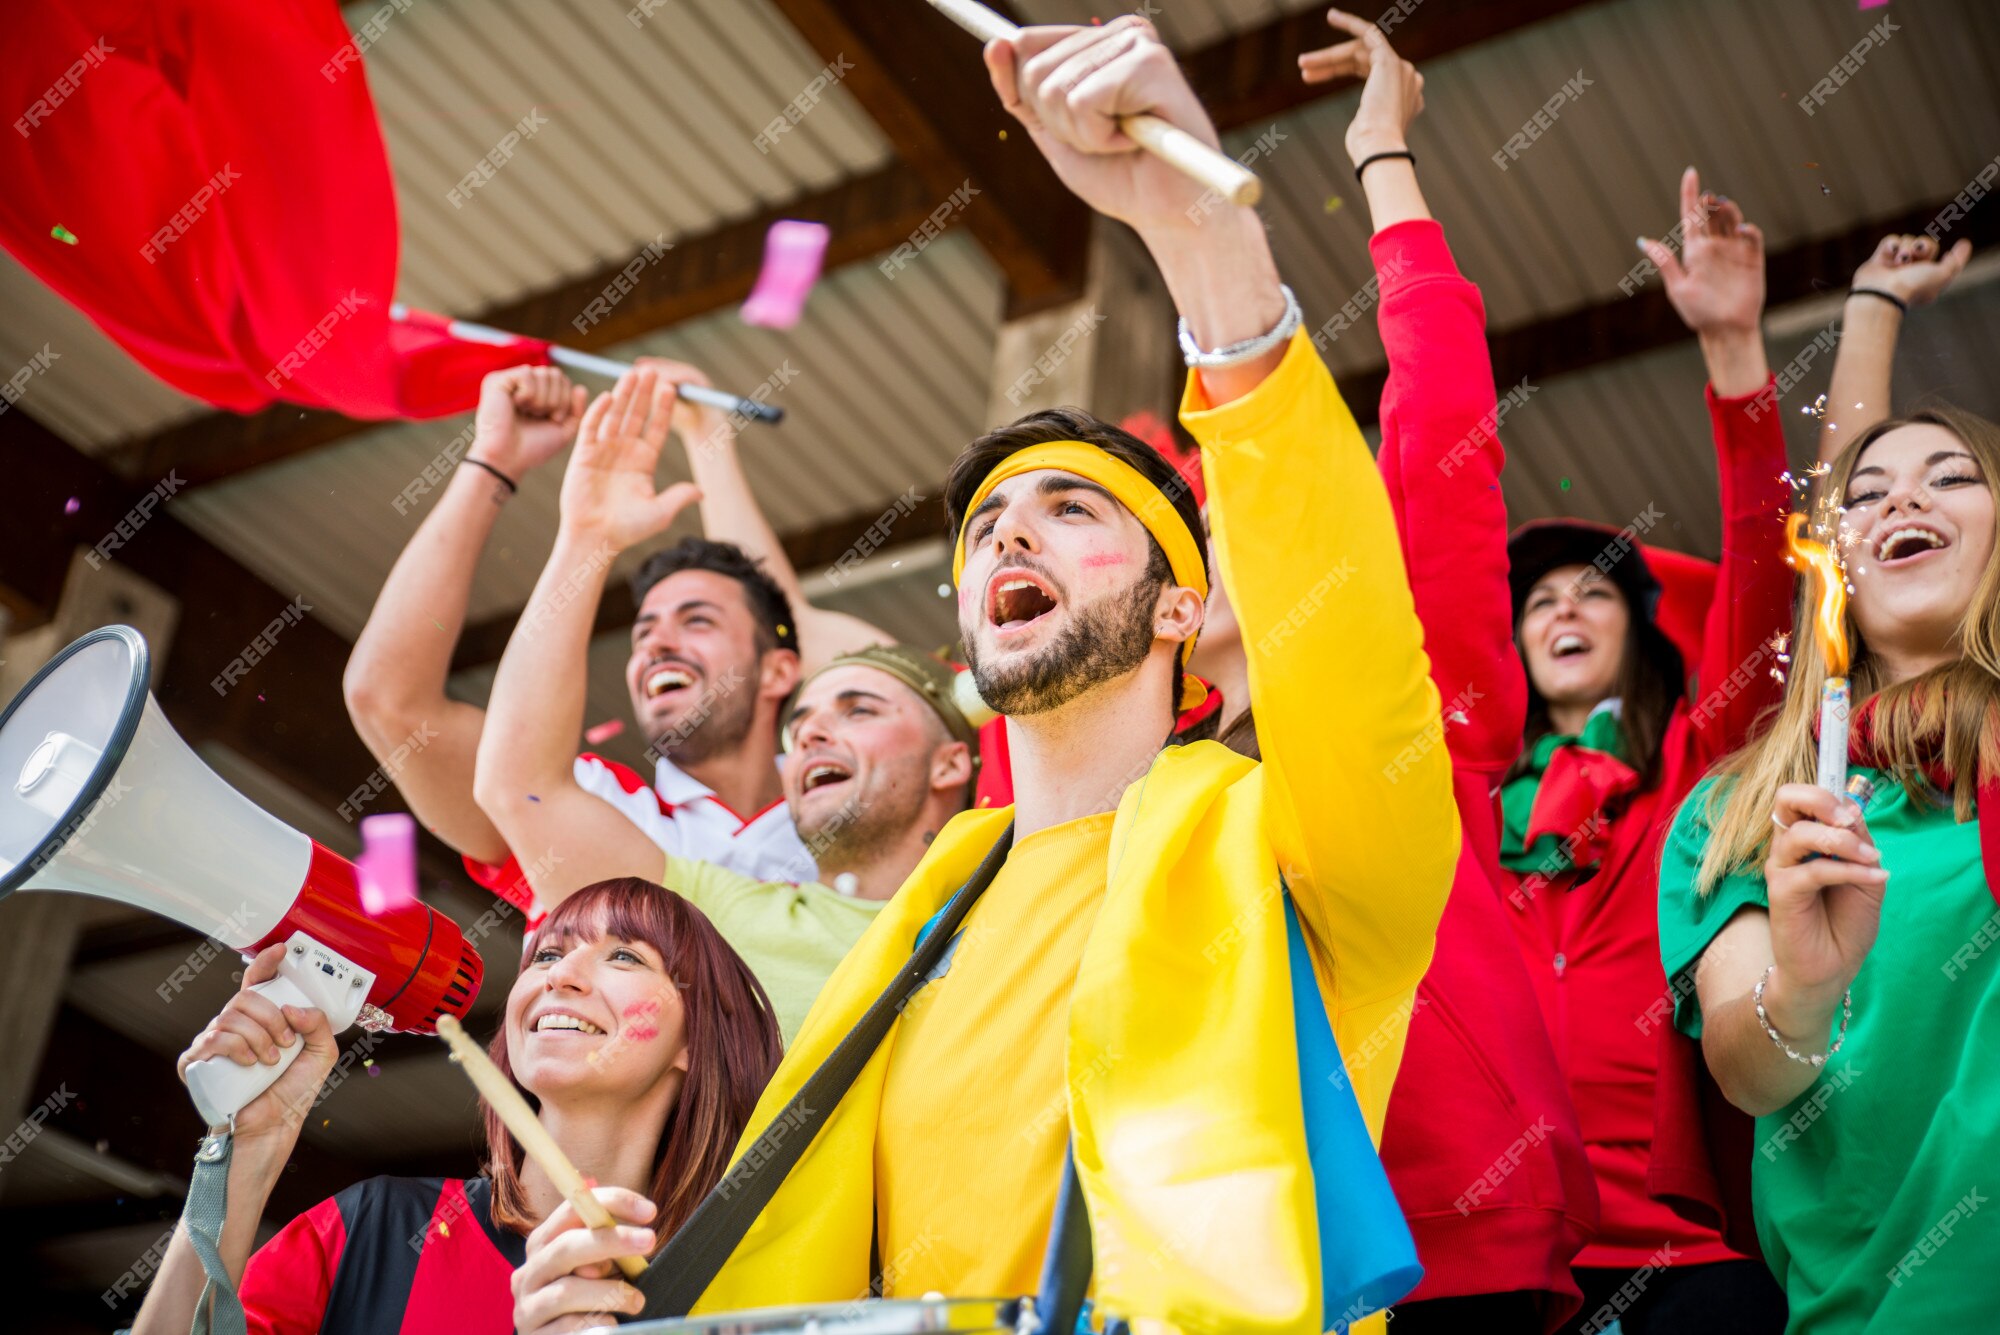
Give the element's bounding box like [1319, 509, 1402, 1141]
[1299, 9, 1425, 165]
[1760, 782, 1887, 1038]
[1640, 167, 1770, 396]
[559, 368, 702, 554]
[511, 1186, 658, 1335]
[175, 942, 340, 1143]
[1642, 166, 1765, 336]
[983, 16, 1223, 233]
[471, 365, 589, 483]
[1852, 232, 1974, 311]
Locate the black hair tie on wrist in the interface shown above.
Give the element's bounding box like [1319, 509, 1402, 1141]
[1849, 286, 1908, 314]
[463, 457, 518, 494]
[1355, 149, 1416, 182]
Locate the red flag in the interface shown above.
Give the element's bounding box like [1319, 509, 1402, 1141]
[0, 0, 545, 422]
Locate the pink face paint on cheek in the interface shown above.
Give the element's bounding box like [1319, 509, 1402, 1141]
[621, 996, 663, 1042]
[1080, 552, 1129, 570]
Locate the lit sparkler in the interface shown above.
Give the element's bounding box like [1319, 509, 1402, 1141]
[1784, 508, 1853, 795]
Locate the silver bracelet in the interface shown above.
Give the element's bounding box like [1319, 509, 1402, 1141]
[1753, 963, 1852, 1067]
[1178, 283, 1301, 368]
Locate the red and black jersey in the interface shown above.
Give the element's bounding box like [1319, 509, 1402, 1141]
[238, 1176, 523, 1335]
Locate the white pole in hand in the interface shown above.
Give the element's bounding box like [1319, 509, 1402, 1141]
[925, 0, 1262, 207]
[436, 1014, 649, 1280]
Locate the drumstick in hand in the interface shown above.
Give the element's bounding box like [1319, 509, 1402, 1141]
[435, 1014, 647, 1279]
[924, 0, 1261, 206]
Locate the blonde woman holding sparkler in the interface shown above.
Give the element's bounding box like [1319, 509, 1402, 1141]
[1659, 406, 2000, 1331]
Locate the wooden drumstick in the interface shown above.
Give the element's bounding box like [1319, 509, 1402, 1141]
[924, 0, 1262, 207]
[435, 1014, 648, 1280]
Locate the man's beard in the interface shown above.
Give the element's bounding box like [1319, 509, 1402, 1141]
[798, 762, 928, 871]
[965, 568, 1159, 717]
[650, 671, 758, 767]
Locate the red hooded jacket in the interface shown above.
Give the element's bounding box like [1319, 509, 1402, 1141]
[1368, 220, 1599, 1326]
[1500, 367, 1792, 1267]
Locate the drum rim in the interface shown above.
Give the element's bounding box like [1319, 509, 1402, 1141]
[608, 1295, 1022, 1334]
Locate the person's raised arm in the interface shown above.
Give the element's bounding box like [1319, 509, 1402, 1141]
[988, 16, 1456, 1002]
[343, 367, 585, 863]
[472, 370, 705, 909]
[984, 18, 1286, 408]
[1644, 169, 1794, 758]
[632, 355, 890, 675]
[1816, 234, 1973, 465]
[131, 945, 340, 1335]
[1302, 11, 1429, 232]
[1318, 12, 1525, 776]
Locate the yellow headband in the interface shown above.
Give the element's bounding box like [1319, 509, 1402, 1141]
[952, 441, 1209, 712]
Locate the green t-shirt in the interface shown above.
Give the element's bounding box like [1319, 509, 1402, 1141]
[663, 854, 885, 1045]
[1659, 768, 2000, 1332]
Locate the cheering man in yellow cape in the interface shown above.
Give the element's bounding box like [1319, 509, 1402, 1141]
[512, 17, 1458, 1335]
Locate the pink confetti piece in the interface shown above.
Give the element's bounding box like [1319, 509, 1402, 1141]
[740, 220, 830, 330]
[64, 497, 81, 514]
[357, 813, 419, 915]
[584, 719, 625, 745]
[1859, 0, 1889, 9]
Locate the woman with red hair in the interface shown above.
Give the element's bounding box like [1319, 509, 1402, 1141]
[130, 877, 780, 1335]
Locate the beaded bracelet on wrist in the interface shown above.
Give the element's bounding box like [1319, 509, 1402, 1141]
[1753, 963, 1852, 1068]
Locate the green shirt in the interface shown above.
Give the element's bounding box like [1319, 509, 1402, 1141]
[1659, 768, 2000, 1332]
[663, 854, 885, 1045]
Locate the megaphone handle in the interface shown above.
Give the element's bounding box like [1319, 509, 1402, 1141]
[182, 933, 372, 1127]
[184, 974, 322, 1127]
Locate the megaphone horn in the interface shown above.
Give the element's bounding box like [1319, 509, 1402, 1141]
[0, 625, 483, 1125]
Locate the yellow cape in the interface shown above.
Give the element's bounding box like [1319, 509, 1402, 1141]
[697, 744, 1335, 1328]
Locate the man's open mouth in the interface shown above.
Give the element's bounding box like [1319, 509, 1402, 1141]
[988, 570, 1059, 631]
[644, 663, 699, 699]
[1875, 523, 1949, 566]
[800, 759, 853, 793]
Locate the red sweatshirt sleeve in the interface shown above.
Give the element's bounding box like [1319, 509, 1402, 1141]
[237, 1196, 345, 1335]
[1684, 378, 1794, 767]
[1370, 218, 1527, 778]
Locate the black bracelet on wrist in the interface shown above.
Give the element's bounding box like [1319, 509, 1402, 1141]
[1849, 286, 1908, 314]
[1354, 149, 1416, 182]
[463, 457, 519, 494]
